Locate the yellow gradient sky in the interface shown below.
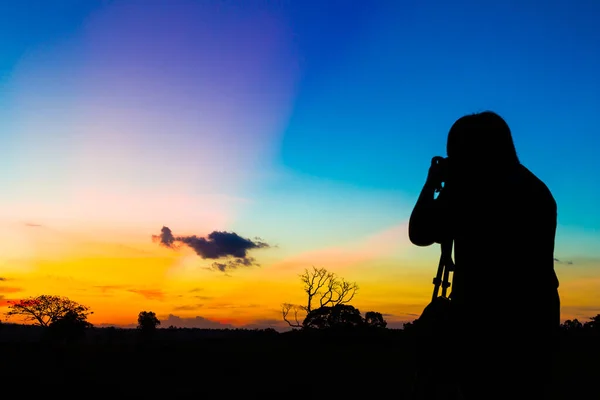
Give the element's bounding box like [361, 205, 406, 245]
[1, 215, 597, 330]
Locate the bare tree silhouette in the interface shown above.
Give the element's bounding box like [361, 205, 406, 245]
[281, 266, 358, 327]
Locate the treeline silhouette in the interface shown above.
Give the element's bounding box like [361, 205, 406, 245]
[1, 289, 598, 399]
[2, 308, 598, 342]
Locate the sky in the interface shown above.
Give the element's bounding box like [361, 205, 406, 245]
[0, 0, 598, 330]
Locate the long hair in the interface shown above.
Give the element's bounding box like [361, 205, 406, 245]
[446, 111, 520, 167]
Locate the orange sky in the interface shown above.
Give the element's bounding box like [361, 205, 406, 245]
[1, 219, 597, 330]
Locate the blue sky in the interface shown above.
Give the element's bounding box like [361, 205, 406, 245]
[279, 0, 600, 227]
[0, 1, 598, 326]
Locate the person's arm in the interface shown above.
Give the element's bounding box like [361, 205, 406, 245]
[409, 163, 451, 246]
[409, 183, 442, 246]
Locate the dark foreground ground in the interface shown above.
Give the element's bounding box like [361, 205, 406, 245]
[0, 325, 598, 399]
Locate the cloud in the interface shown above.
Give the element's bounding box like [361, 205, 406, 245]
[0, 277, 6, 281]
[173, 304, 204, 312]
[24, 223, 42, 227]
[241, 318, 289, 331]
[96, 314, 287, 331]
[554, 258, 574, 265]
[94, 285, 127, 293]
[160, 314, 234, 329]
[92, 285, 169, 300]
[128, 289, 165, 301]
[154, 226, 176, 248]
[185, 289, 214, 300]
[0, 295, 17, 307]
[153, 226, 270, 272]
[211, 257, 256, 272]
[560, 305, 600, 321]
[200, 303, 261, 310]
[0, 287, 22, 294]
[386, 321, 411, 329]
[272, 222, 410, 271]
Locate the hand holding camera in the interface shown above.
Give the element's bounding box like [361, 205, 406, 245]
[427, 156, 449, 193]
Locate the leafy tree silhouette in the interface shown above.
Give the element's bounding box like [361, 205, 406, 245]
[560, 314, 600, 337]
[585, 314, 600, 332]
[282, 266, 358, 327]
[402, 320, 417, 333]
[47, 309, 93, 343]
[303, 304, 364, 330]
[562, 318, 583, 332]
[584, 314, 600, 334]
[5, 295, 92, 327]
[137, 311, 161, 333]
[364, 311, 387, 328]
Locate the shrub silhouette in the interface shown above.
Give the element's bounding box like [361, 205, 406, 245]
[47, 309, 92, 343]
[137, 311, 160, 333]
[303, 304, 364, 330]
[364, 311, 387, 328]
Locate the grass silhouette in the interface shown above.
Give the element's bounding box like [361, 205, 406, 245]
[0, 322, 597, 398]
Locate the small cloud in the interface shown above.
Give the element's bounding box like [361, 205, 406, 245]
[152, 226, 176, 248]
[200, 303, 260, 310]
[554, 258, 574, 265]
[272, 222, 410, 271]
[160, 314, 234, 329]
[241, 318, 289, 331]
[189, 288, 204, 293]
[0, 295, 17, 307]
[94, 285, 127, 293]
[386, 321, 411, 329]
[210, 257, 259, 273]
[0, 287, 22, 294]
[0, 277, 6, 281]
[24, 222, 42, 227]
[128, 289, 165, 301]
[173, 304, 204, 311]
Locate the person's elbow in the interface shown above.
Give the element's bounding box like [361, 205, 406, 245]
[408, 218, 435, 247]
[409, 231, 435, 247]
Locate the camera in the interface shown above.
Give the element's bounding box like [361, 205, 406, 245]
[430, 156, 450, 192]
[432, 156, 449, 171]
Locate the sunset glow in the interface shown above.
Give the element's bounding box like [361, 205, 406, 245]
[1, 1, 599, 330]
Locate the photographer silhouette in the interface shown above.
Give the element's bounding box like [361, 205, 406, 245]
[409, 111, 560, 399]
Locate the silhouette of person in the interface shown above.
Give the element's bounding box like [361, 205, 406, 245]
[409, 111, 560, 399]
